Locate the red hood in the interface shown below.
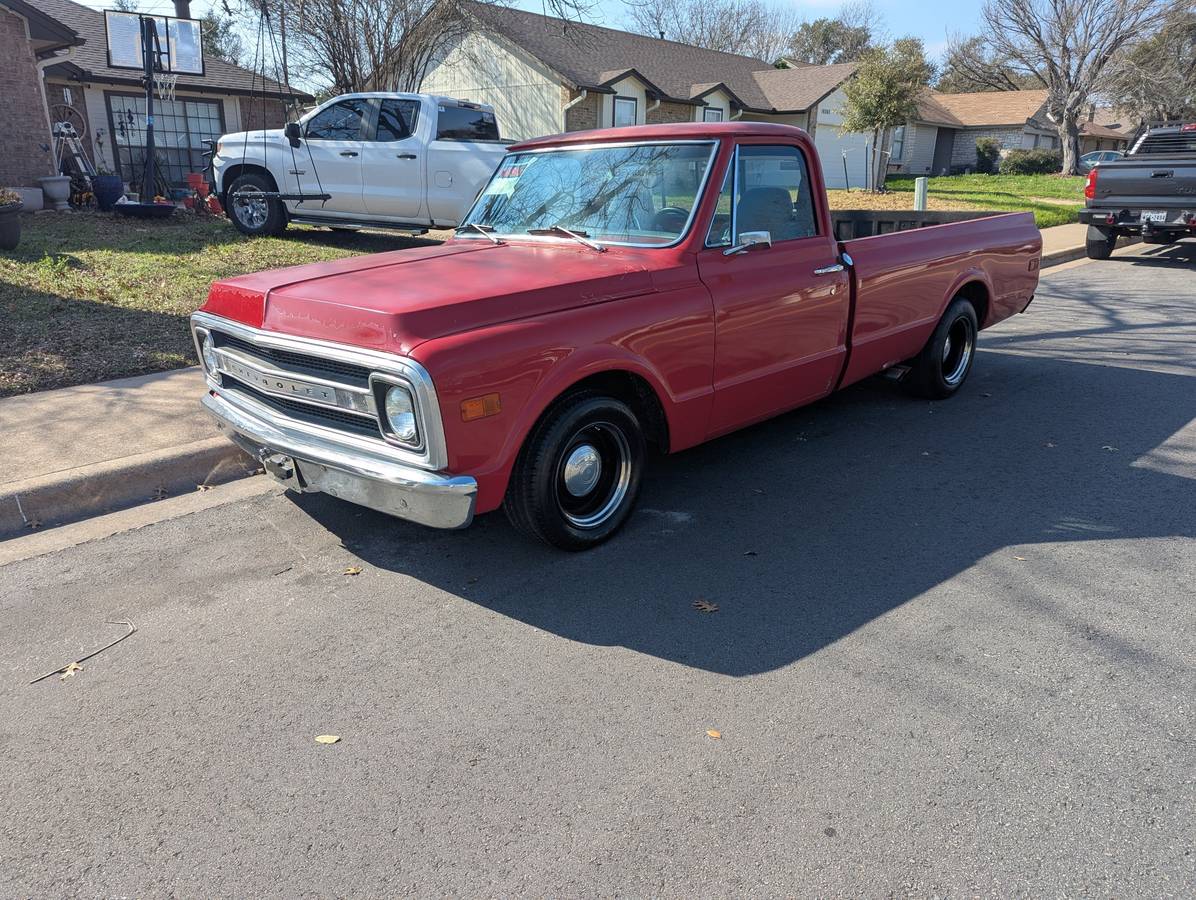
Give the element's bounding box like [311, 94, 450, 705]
[201, 240, 660, 354]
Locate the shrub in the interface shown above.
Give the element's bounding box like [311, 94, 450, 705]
[975, 138, 1001, 174]
[999, 148, 1062, 175]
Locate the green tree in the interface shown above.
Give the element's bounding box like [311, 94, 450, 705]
[840, 38, 934, 190]
[787, 17, 872, 64]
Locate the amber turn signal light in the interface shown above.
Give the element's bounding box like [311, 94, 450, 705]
[461, 393, 501, 421]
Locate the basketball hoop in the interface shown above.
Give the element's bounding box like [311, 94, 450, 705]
[154, 73, 179, 104]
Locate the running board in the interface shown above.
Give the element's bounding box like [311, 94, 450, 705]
[287, 214, 428, 235]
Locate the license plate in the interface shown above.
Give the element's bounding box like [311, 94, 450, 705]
[1140, 211, 1168, 223]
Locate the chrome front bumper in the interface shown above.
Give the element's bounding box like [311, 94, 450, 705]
[203, 389, 477, 529]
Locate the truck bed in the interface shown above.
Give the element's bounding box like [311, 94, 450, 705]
[838, 212, 1041, 388]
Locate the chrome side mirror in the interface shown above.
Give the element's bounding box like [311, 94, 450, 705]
[723, 230, 772, 256]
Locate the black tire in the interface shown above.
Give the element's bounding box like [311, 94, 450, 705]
[906, 297, 979, 400]
[1085, 225, 1116, 260]
[504, 391, 646, 551]
[226, 172, 287, 237]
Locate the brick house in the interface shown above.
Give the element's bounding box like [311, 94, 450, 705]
[1, 0, 309, 198]
[890, 89, 1131, 176]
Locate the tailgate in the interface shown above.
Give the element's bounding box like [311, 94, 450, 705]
[1091, 160, 1196, 210]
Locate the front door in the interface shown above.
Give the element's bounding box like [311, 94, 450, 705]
[296, 98, 369, 214]
[697, 143, 851, 436]
[931, 128, 955, 175]
[362, 97, 425, 220]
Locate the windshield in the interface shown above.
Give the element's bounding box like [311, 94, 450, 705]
[462, 141, 718, 246]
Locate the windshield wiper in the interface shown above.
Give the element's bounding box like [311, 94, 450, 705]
[526, 224, 605, 252]
[456, 222, 502, 245]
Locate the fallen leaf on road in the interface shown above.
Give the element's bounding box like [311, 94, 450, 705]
[1102, 446, 1119, 452]
[752, 488, 765, 495]
[744, 551, 758, 557]
[706, 730, 722, 739]
[342, 566, 363, 576]
[59, 662, 82, 681]
[195, 484, 213, 492]
[315, 735, 341, 744]
[693, 599, 719, 613]
[1045, 442, 1056, 448]
[1013, 556, 1027, 561]
[25, 519, 42, 530]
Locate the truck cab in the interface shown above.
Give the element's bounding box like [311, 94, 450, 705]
[212, 93, 508, 237]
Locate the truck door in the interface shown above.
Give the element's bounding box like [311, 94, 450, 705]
[697, 142, 851, 435]
[361, 97, 426, 220]
[297, 98, 368, 214]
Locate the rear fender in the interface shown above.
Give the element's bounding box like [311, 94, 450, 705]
[941, 267, 994, 327]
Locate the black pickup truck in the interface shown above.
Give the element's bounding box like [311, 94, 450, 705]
[1079, 122, 1196, 259]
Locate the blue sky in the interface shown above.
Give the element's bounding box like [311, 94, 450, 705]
[77, 0, 986, 64]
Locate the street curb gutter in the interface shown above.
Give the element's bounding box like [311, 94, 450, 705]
[1, 437, 259, 540]
[1041, 235, 1140, 268]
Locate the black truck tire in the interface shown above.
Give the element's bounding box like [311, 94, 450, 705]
[1085, 225, 1117, 260]
[905, 297, 979, 400]
[226, 172, 288, 237]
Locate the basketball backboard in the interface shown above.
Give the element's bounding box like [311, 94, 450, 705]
[105, 10, 204, 76]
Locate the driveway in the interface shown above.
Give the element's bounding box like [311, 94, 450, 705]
[2, 244, 1194, 896]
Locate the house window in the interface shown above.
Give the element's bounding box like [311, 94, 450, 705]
[703, 107, 723, 123]
[107, 92, 224, 188]
[613, 96, 637, 128]
[890, 125, 905, 161]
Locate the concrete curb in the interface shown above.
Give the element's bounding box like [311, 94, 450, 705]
[0, 436, 259, 540]
[1041, 235, 1140, 268]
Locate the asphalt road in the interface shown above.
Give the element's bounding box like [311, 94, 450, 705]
[2, 243, 1194, 897]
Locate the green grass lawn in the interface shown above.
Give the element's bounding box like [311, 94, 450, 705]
[0, 213, 443, 397]
[886, 173, 1087, 229]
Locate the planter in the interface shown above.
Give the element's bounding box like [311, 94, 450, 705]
[38, 175, 72, 211]
[92, 174, 125, 211]
[0, 201, 22, 251]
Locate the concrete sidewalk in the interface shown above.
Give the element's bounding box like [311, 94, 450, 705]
[0, 368, 256, 538]
[0, 224, 1130, 540]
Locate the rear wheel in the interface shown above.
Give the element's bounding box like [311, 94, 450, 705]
[504, 392, 645, 551]
[906, 297, 978, 400]
[227, 172, 287, 237]
[1085, 225, 1117, 260]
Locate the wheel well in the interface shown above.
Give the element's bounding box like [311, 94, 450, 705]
[954, 281, 990, 328]
[548, 371, 670, 454]
[220, 164, 278, 203]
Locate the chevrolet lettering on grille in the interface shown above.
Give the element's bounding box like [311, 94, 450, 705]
[220, 354, 342, 408]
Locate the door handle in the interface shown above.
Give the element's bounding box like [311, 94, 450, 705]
[813, 263, 845, 275]
[339, 151, 358, 157]
[396, 153, 417, 160]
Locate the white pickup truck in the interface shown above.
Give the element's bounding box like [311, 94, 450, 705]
[211, 93, 508, 237]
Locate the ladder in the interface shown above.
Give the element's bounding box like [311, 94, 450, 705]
[52, 122, 97, 188]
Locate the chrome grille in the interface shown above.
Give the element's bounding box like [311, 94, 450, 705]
[215, 332, 371, 385]
[222, 376, 381, 439]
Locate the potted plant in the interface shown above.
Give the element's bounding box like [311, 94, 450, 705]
[92, 168, 125, 211]
[0, 188, 23, 251]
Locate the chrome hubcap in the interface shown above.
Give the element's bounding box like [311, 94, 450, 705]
[233, 193, 268, 229]
[555, 422, 632, 529]
[942, 318, 974, 386]
[562, 443, 602, 497]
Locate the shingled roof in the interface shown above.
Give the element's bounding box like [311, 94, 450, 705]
[924, 89, 1050, 127]
[36, 0, 310, 100]
[462, 1, 853, 113]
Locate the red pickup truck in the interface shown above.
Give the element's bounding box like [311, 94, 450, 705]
[192, 123, 1041, 549]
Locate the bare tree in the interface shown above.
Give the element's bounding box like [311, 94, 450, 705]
[243, 0, 592, 96]
[1103, 10, 1196, 124]
[936, 34, 1040, 93]
[624, 0, 800, 63]
[979, 0, 1178, 174]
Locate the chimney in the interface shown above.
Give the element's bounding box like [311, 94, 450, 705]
[1088, 103, 1096, 122]
[174, 1, 191, 18]
[659, 31, 665, 40]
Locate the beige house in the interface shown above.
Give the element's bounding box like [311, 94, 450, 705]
[421, 2, 872, 188]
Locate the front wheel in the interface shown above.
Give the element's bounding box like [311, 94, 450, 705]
[226, 172, 287, 237]
[504, 392, 645, 550]
[906, 298, 978, 400]
[1085, 225, 1117, 260]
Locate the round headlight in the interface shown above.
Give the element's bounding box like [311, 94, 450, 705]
[384, 384, 418, 444]
[201, 332, 218, 374]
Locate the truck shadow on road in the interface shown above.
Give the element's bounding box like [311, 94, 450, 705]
[292, 334, 1196, 677]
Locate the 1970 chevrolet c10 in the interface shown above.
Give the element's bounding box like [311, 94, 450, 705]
[192, 123, 1042, 549]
